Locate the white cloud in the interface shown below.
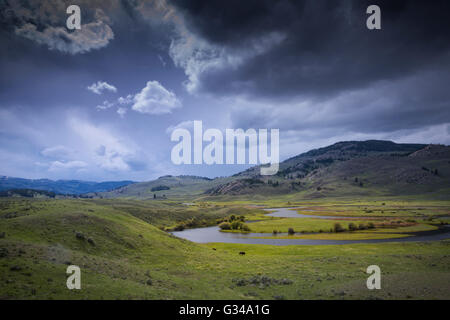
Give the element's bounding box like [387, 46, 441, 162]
[48, 160, 87, 171]
[158, 54, 167, 67]
[117, 107, 127, 118]
[132, 81, 181, 115]
[87, 81, 117, 95]
[69, 117, 142, 172]
[392, 123, 450, 145]
[166, 120, 194, 135]
[118, 94, 134, 105]
[96, 100, 114, 110]
[40, 145, 74, 159]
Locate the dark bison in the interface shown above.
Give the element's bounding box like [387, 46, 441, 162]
[239, 251, 246, 255]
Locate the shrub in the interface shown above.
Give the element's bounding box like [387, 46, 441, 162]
[367, 222, 375, 229]
[75, 232, 85, 240]
[288, 228, 295, 235]
[87, 238, 95, 246]
[219, 222, 231, 230]
[358, 223, 367, 230]
[151, 185, 170, 192]
[348, 223, 357, 231]
[334, 223, 345, 233]
[273, 230, 278, 235]
[231, 221, 243, 230]
[241, 224, 251, 232]
[173, 224, 185, 231]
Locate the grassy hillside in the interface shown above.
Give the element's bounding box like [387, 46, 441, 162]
[237, 140, 427, 178]
[99, 175, 235, 199]
[0, 198, 449, 300]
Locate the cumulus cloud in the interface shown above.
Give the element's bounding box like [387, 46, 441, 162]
[92, 81, 180, 117]
[88, 81, 117, 95]
[91, 81, 180, 117]
[132, 81, 181, 115]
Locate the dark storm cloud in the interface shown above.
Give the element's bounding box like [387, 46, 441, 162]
[229, 69, 450, 134]
[167, 0, 450, 142]
[170, 0, 450, 98]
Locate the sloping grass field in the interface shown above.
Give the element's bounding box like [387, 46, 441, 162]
[0, 198, 449, 300]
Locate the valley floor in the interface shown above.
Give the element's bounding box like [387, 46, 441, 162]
[0, 198, 449, 300]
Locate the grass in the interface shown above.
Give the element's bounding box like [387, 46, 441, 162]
[251, 232, 410, 240]
[224, 217, 382, 233]
[223, 217, 439, 235]
[0, 197, 449, 300]
[364, 223, 438, 233]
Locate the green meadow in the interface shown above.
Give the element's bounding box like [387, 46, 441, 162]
[0, 197, 449, 300]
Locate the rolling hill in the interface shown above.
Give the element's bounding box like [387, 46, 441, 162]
[99, 175, 234, 199]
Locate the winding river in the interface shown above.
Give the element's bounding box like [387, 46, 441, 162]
[171, 207, 450, 245]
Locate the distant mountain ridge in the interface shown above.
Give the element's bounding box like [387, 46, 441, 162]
[2, 140, 449, 199]
[0, 176, 134, 195]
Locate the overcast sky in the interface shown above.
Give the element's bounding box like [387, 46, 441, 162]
[1, 0, 449, 181]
